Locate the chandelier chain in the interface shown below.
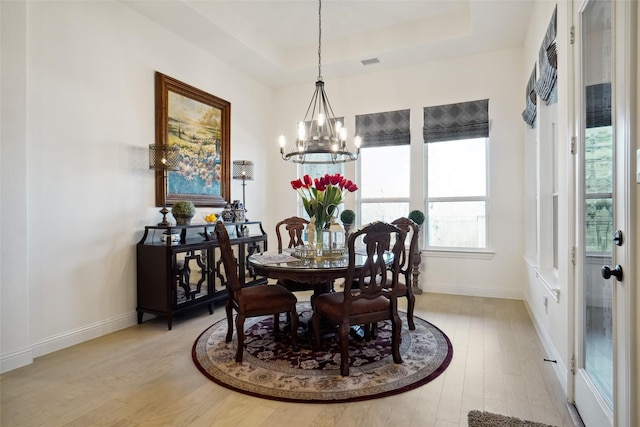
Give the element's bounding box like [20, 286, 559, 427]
[318, 0, 322, 78]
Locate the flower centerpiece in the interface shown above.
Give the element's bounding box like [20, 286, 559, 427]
[290, 174, 358, 247]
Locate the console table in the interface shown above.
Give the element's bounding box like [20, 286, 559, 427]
[136, 221, 267, 329]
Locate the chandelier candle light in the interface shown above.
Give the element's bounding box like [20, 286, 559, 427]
[290, 173, 358, 249]
[279, 0, 361, 164]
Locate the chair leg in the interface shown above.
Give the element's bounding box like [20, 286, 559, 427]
[363, 323, 372, 341]
[273, 313, 281, 332]
[311, 312, 321, 351]
[235, 314, 246, 363]
[339, 321, 350, 376]
[391, 311, 403, 365]
[406, 292, 416, 330]
[370, 322, 378, 339]
[225, 301, 234, 343]
[289, 307, 299, 351]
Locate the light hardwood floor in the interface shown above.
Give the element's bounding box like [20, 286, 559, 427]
[1, 293, 576, 427]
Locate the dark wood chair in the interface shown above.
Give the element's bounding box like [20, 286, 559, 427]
[391, 217, 419, 330]
[311, 221, 405, 376]
[215, 221, 299, 363]
[274, 216, 316, 292]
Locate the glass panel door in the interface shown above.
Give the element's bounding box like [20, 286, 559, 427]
[580, 0, 614, 412]
[574, 1, 636, 425]
[575, 0, 615, 424]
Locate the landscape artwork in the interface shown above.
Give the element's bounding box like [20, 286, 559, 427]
[168, 92, 222, 196]
[155, 72, 230, 207]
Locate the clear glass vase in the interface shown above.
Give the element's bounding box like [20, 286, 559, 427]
[315, 227, 324, 254]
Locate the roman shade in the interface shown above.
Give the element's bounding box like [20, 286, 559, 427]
[522, 66, 537, 127]
[355, 109, 410, 147]
[586, 83, 611, 128]
[534, 6, 557, 102]
[423, 99, 489, 143]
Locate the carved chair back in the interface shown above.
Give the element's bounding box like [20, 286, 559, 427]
[275, 216, 309, 252]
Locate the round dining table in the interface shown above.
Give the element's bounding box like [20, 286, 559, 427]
[247, 250, 393, 298]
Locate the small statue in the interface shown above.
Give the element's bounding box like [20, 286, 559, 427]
[307, 216, 316, 246]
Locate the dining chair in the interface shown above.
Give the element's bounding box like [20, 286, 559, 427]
[391, 217, 419, 330]
[350, 217, 419, 333]
[311, 221, 406, 376]
[274, 216, 316, 292]
[215, 221, 299, 363]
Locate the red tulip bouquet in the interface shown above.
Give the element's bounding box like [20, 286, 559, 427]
[290, 174, 358, 235]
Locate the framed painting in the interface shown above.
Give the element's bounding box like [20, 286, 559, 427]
[155, 72, 230, 207]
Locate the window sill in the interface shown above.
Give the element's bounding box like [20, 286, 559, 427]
[422, 248, 495, 260]
[524, 257, 560, 302]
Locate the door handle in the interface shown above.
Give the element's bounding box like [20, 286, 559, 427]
[601, 264, 623, 281]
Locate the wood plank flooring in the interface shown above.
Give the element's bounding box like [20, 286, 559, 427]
[1, 293, 576, 426]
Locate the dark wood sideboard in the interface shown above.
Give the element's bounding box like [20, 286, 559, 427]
[136, 221, 267, 329]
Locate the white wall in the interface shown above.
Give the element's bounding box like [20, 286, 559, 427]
[1, 0, 275, 372]
[2, 0, 529, 372]
[272, 48, 526, 300]
[1, 0, 32, 372]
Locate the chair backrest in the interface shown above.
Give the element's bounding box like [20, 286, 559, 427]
[275, 216, 309, 252]
[343, 221, 406, 303]
[215, 221, 242, 304]
[391, 217, 420, 280]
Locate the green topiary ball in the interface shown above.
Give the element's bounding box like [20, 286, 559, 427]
[408, 209, 425, 225]
[340, 209, 356, 224]
[171, 201, 196, 217]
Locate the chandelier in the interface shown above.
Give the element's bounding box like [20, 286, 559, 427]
[279, 0, 361, 164]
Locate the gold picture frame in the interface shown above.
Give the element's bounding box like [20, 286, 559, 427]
[155, 72, 231, 207]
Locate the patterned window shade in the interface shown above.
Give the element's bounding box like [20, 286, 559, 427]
[534, 6, 557, 102]
[522, 66, 537, 127]
[423, 99, 489, 143]
[586, 83, 611, 128]
[355, 109, 410, 147]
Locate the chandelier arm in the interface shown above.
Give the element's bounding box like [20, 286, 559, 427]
[302, 86, 320, 125]
[318, 86, 339, 139]
[282, 149, 357, 164]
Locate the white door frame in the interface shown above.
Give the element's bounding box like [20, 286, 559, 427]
[571, 1, 637, 426]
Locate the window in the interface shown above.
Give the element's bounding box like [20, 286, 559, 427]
[423, 99, 489, 249]
[425, 138, 487, 248]
[360, 145, 410, 225]
[584, 83, 613, 255]
[356, 109, 411, 225]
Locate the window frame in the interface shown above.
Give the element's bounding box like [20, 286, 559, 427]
[423, 136, 490, 251]
[356, 144, 411, 227]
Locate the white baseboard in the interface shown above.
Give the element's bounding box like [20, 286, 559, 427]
[31, 311, 138, 358]
[1, 346, 34, 373]
[422, 281, 523, 300]
[1, 311, 138, 373]
[524, 299, 569, 394]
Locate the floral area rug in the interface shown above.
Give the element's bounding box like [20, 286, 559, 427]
[192, 302, 453, 403]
